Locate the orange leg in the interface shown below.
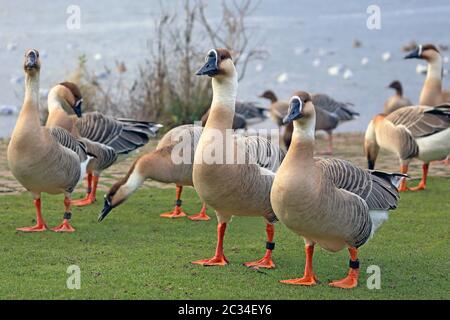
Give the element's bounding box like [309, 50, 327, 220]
[188, 202, 211, 221]
[71, 174, 98, 206]
[244, 224, 276, 269]
[160, 185, 187, 218]
[409, 163, 429, 191]
[398, 165, 408, 192]
[192, 222, 228, 266]
[329, 247, 359, 289]
[52, 197, 76, 232]
[17, 198, 48, 232]
[280, 244, 318, 285]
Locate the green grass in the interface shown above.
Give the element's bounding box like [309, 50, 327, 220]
[0, 177, 449, 300]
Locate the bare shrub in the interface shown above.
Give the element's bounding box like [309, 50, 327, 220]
[69, 0, 266, 129]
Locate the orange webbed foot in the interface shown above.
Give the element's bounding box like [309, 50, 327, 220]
[192, 255, 228, 266]
[329, 268, 358, 289]
[244, 256, 275, 269]
[280, 274, 318, 286]
[51, 220, 76, 233]
[160, 207, 187, 218]
[408, 183, 426, 191]
[16, 223, 48, 232]
[188, 212, 211, 221]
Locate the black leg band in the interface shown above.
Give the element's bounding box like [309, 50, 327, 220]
[349, 259, 360, 269]
[175, 199, 182, 207]
[64, 212, 72, 220]
[86, 187, 92, 194]
[266, 242, 275, 250]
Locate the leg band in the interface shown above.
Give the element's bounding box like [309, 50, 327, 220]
[175, 199, 182, 207]
[63, 212, 72, 220]
[266, 242, 275, 250]
[349, 259, 360, 269]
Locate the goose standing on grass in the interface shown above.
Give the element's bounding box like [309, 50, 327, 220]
[98, 124, 211, 222]
[259, 89, 359, 153]
[364, 105, 450, 191]
[404, 44, 450, 105]
[7, 50, 92, 232]
[192, 49, 284, 268]
[383, 80, 413, 114]
[271, 92, 405, 288]
[44, 82, 161, 206]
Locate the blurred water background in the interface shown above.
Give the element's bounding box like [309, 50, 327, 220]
[1, 0, 450, 137]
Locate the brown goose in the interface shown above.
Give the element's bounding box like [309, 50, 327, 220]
[383, 80, 413, 114]
[98, 124, 211, 222]
[404, 44, 450, 105]
[259, 89, 359, 153]
[271, 91, 404, 288]
[45, 82, 161, 206]
[192, 49, 284, 269]
[365, 104, 450, 191]
[7, 49, 92, 232]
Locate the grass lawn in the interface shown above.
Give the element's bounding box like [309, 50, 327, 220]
[0, 177, 448, 300]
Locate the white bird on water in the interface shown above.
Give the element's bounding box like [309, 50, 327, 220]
[415, 63, 427, 75]
[277, 73, 288, 83]
[382, 52, 391, 62]
[361, 57, 369, 66]
[328, 65, 342, 76]
[312, 58, 321, 67]
[342, 69, 354, 80]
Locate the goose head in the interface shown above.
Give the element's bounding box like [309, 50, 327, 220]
[259, 90, 277, 103]
[48, 82, 83, 117]
[404, 44, 440, 62]
[196, 48, 235, 79]
[282, 91, 314, 125]
[387, 80, 403, 95]
[98, 179, 128, 222]
[23, 49, 41, 76]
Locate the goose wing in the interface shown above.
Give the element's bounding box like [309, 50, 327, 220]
[235, 134, 285, 172]
[235, 101, 267, 120]
[317, 158, 403, 211]
[311, 93, 359, 122]
[386, 105, 450, 138]
[76, 112, 161, 154]
[48, 127, 89, 161]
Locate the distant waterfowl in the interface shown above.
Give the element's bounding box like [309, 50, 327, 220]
[312, 58, 321, 67]
[192, 48, 285, 268]
[361, 57, 369, 66]
[401, 40, 417, 52]
[327, 65, 342, 76]
[271, 92, 404, 288]
[45, 82, 161, 206]
[404, 44, 450, 105]
[277, 72, 288, 83]
[99, 124, 211, 222]
[352, 39, 362, 48]
[383, 80, 413, 114]
[7, 49, 92, 232]
[342, 68, 354, 80]
[382, 52, 392, 62]
[0, 105, 18, 115]
[416, 63, 428, 75]
[259, 89, 359, 153]
[365, 104, 450, 191]
[201, 101, 267, 130]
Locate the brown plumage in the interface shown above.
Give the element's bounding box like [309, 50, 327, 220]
[45, 82, 161, 206]
[365, 104, 450, 191]
[271, 92, 403, 288]
[7, 49, 92, 232]
[383, 80, 413, 114]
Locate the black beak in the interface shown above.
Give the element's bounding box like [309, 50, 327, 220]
[25, 51, 38, 69]
[282, 98, 303, 124]
[73, 99, 83, 118]
[196, 53, 219, 76]
[98, 196, 113, 222]
[404, 47, 421, 59]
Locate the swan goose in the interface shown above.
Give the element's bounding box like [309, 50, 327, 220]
[259, 89, 359, 153]
[45, 82, 161, 206]
[98, 124, 211, 222]
[365, 104, 450, 191]
[202, 101, 267, 129]
[271, 91, 404, 288]
[404, 44, 450, 105]
[7, 49, 92, 232]
[383, 80, 413, 114]
[192, 49, 284, 268]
